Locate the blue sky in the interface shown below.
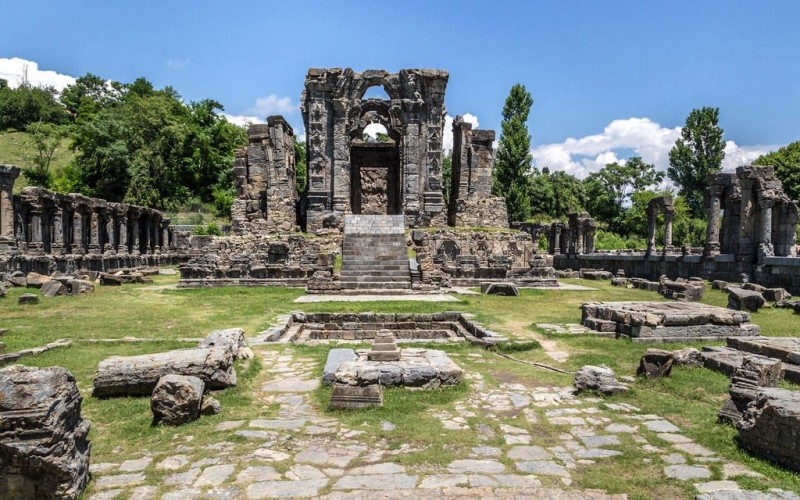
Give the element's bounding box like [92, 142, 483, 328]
[1, 1, 798, 177]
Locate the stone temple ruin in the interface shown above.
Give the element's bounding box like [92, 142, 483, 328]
[558, 165, 800, 294]
[181, 67, 555, 291]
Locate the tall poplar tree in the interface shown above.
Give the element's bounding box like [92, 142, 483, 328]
[493, 84, 534, 223]
[667, 107, 726, 217]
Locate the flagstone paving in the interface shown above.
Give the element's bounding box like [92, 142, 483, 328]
[87, 347, 796, 499]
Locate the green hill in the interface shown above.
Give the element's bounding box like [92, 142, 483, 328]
[0, 131, 75, 193]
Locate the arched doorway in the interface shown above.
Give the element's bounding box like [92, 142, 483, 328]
[349, 105, 402, 215]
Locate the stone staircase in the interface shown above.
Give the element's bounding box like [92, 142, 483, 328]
[340, 215, 411, 291]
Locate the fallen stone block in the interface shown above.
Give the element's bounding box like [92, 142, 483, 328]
[41, 280, 67, 297]
[25, 272, 51, 288]
[0, 365, 91, 499]
[323, 349, 358, 385]
[151, 374, 204, 426]
[328, 383, 383, 409]
[18, 293, 39, 304]
[66, 279, 94, 295]
[574, 365, 629, 395]
[92, 347, 236, 398]
[727, 287, 765, 312]
[637, 349, 674, 378]
[736, 387, 800, 472]
[673, 347, 703, 367]
[763, 288, 791, 302]
[99, 274, 123, 286]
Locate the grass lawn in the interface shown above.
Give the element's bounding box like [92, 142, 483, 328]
[2, 274, 799, 496]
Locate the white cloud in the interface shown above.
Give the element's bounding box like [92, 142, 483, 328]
[246, 94, 296, 117]
[166, 58, 190, 69]
[219, 113, 265, 127]
[443, 113, 479, 151]
[0, 57, 76, 91]
[532, 117, 776, 179]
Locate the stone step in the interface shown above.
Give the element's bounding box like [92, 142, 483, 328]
[340, 264, 408, 271]
[340, 282, 411, 290]
[341, 276, 411, 283]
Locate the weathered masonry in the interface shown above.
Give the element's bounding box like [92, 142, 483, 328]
[0, 164, 190, 274]
[555, 165, 800, 293]
[301, 68, 450, 231]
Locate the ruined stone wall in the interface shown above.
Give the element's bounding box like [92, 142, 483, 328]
[178, 232, 340, 288]
[0, 164, 191, 274]
[447, 117, 508, 228]
[232, 117, 298, 235]
[409, 228, 553, 286]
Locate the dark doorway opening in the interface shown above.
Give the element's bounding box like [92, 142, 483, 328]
[350, 142, 401, 215]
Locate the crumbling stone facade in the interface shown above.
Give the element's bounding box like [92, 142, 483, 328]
[409, 228, 555, 287]
[705, 165, 798, 262]
[232, 117, 298, 235]
[447, 116, 508, 228]
[301, 68, 450, 231]
[555, 165, 800, 293]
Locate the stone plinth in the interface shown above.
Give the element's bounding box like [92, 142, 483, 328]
[334, 348, 463, 388]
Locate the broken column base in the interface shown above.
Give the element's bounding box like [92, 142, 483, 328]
[328, 383, 383, 410]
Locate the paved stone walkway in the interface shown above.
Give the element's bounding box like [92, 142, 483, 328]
[88, 348, 796, 499]
[294, 294, 461, 303]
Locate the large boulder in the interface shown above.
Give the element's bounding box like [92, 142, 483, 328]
[0, 365, 91, 499]
[151, 374, 205, 426]
[637, 349, 674, 378]
[574, 365, 629, 395]
[727, 287, 766, 312]
[25, 272, 51, 289]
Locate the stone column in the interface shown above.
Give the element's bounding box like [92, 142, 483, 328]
[117, 214, 128, 254]
[104, 211, 114, 254]
[553, 224, 562, 254]
[51, 206, 65, 254]
[758, 198, 774, 261]
[704, 190, 722, 256]
[72, 209, 85, 255]
[130, 212, 140, 256]
[645, 207, 657, 257]
[585, 224, 596, 254]
[0, 165, 20, 246]
[160, 219, 170, 252]
[664, 211, 675, 251]
[88, 209, 101, 254]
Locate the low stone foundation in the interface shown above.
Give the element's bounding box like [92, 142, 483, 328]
[263, 311, 507, 347]
[580, 301, 760, 342]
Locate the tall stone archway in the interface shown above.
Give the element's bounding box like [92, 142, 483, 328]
[301, 68, 448, 231]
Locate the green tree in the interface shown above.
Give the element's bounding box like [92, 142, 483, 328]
[294, 138, 307, 196]
[441, 150, 452, 205]
[493, 84, 534, 222]
[529, 167, 585, 220]
[0, 77, 67, 130]
[583, 157, 664, 233]
[60, 73, 123, 119]
[21, 122, 69, 188]
[668, 107, 726, 217]
[754, 141, 800, 201]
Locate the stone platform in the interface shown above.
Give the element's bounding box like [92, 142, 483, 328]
[325, 347, 464, 388]
[581, 301, 760, 342]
